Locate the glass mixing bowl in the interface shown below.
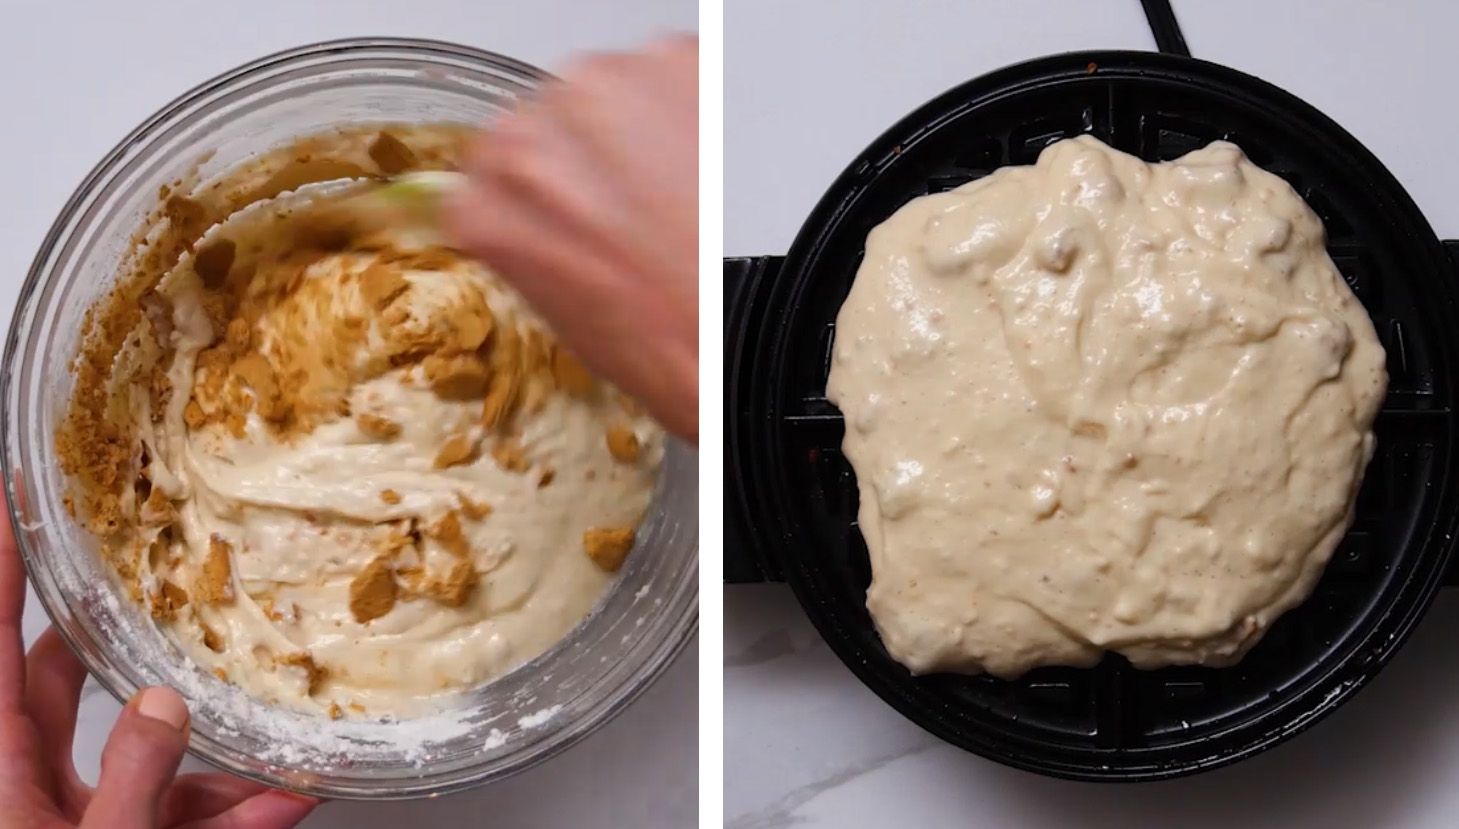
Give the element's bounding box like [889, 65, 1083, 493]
[1, 38, 698, 799]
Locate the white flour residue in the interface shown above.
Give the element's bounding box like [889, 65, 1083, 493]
[518, 704, 562, 729]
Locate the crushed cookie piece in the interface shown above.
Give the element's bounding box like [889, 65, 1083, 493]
[456, 493, 493, 520]
[183, 400, 207, 429]
[605, 425, 642, 464]
[551, 346, 595, 396]
[277, 651, 328, 695]
[491, 438, 529, 473]
[357, 413, 402, 440]
[422, 560, 478, 607]
[423, 353, 491, 399]
[328, 701, 344, 720]
[164, 195, 209, 240]
[201, 623, 224, 652]
[448, 303, 493, 351]
[380, 488, 402, 505]
[348, 701, 366, 714]
[225, 317, 252, 351]
[368, 131, 419, 175]
[213, 667, 229, 682]
[538, 468, 556, 488]
[140, 486, 175, 525]
[197, 536, 234, 604]
[349, 554, 398, 623]
[434, 432, 477, 468]
[359, 264, 410, 309]
[583, 526, 635, 572]
[152, 580, 190, 621]
[428, 510, 471, 557]
[480, 372, 519, 431]
[232, 353, 286, 421]
[376, 519, 418, 557]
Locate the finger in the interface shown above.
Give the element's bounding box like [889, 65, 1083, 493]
[444, 180, 620, 332]
[177, 790, 320, 829]
[81, 686, 190, 829]
[550, 53, 694, 202]
[464, 108, 633, 260]
[0, 494, 26, 714]
[25, 627, 91, 808]
[159, 773, 271, 825]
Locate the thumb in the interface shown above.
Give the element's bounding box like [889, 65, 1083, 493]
[81, 686, 190, 829]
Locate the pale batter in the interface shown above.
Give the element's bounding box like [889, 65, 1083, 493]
[827, 136, 1386, 677]
[59, 128, 661, 716]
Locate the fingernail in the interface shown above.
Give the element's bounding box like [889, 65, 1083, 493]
[135, 686, 189, 730]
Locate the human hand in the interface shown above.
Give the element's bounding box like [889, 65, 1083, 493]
[0, 502, 319, 828]
[446, 36, 699, 442]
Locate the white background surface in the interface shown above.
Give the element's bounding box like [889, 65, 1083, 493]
[726, 1, 1459, 828]
[0, 1, 698, 827]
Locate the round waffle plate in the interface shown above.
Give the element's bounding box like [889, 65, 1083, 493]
[729, 50, 1459, 780]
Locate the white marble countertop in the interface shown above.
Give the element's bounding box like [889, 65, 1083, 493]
[726, 2, 1459, 827]
[0, 1, 697, 826]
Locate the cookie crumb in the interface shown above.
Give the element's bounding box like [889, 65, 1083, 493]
[551, 346, 595, 396]
[424, 353, 491, 399]
[349, 554, 398, 623]
[368, 131, 419, 175]
[201, 622, 224, 652]
[151, 580, 190, 621]
[480, 372, 519, 432]
[434, 432, 477, 468]
[232, 353, 286, 422]
[537, 468, 555, 488]
[490, 438, 529, 473]
[456, 493, 493, 520]
[359, 265, 410, 310]
[328, 701, 344, 720]
[605, 425, 641, 464]
[358, 413, 402, 440]
[140, 486, 175, 526]
[198, 536, 234, 604]
[380, 488, 402, 505]
[428, 510, 471, 557]
[423, 560, 478, 607]
[583, 526, 635, 572]
[276, 651, 328, 695]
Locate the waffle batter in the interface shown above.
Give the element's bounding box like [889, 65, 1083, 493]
[827, 136, 1385, 677]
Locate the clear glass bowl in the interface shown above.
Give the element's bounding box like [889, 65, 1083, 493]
[1, 38, 697, 799]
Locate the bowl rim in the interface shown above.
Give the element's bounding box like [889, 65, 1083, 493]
[2, 35, 698, 799]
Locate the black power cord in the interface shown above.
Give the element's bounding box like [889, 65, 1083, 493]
[1140, 0, 1192, 56]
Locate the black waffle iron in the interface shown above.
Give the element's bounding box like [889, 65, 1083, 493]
[724, 20, 1459, 781]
